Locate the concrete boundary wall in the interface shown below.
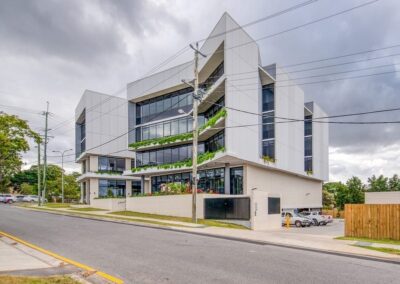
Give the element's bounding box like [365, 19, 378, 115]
[91, 198, 126, 211]
[365, 192, 400, 204]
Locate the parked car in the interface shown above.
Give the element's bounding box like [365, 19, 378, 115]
[0, 194, 5, 203]
[15, 195, 25, 202]
[281, 212, 312, 227]
[2, 194, 16, 204]
[22, 195, 39, 202]
[299, 211, 327, 226]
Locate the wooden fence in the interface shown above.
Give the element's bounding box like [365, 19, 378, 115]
[322, 209, 345, 219]
[345, 204, 400, 240]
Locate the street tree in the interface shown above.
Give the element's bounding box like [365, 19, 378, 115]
[388, 174, 400, 191]
[367, 175, 389, 192]
[0, 113, 40, 192]
[346, 176, 365, 204]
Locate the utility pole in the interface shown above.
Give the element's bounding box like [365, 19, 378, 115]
[52, 149, 72, 203]
[37, 141, 41, 206]
[42, 102, 49, 203]
[189, 42, 206, 223]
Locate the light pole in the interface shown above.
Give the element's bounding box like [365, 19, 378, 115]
[52, 149, 72, 203]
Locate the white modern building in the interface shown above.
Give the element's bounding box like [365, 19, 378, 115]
[75, 13, 329, 215]
[75, 90, 141, 204]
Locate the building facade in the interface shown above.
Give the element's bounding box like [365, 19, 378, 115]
[75, 13, 329, 211]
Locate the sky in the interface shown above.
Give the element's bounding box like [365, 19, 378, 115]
[0, 0, 399, 183]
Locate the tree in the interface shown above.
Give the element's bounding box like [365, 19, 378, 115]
[388, 174, 400, 191]
[346, 176, 365, 204]
[367, 175, 388, 192]
[0, 113, 40, 192]
[323, 182, 349, 210]
[322, 189, 335, 208]
[20, 182, 35, 195]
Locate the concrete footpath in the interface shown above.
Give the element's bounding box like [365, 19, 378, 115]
[0, 234, 113, 283]
[26, 206, 400, 263]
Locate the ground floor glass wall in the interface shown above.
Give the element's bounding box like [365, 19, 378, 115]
[99, 179, 126, 197]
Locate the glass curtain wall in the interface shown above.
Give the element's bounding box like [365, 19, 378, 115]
[99, 180, 126, 197]
[262, 84, 275, 159]
[98, 156, 125, 173]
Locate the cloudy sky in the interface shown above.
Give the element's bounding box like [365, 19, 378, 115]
[1, 0, 399, 182]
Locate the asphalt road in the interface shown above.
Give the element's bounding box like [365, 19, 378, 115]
[1, 205, 399, 284]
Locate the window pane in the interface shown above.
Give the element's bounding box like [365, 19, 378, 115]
[171, 95, 179, 109]
[142, 152, 149, 166]
[164, 122, 171, 137]
[149, 125, 156, 139]
[187, 117, 193, 132]
[164, 97, 172, 111]
[156, 149, 163, 165]
[171, 148, 179, 163]
[262, 84, 274, 112]
[171, 120, 178, 135]
[142, 104, 149, 117]
[142, 127, 149, 140]
[262, 140, 275, 159]
[156, 100, 163, 113]
[149, 102, 156, 115]
[179, 118, 187, 134]
[157, 124, 163, 138]
[305, 115, 312, 136]
[163, 148, 172, 164]
[178, 94, 187, 108]
[305, 136, 312, 156]
[116, 158, 125, 171]
[305, 156, 313, 171]
[179, 146, 188, 160]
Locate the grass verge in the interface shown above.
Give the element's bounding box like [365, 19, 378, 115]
[31, 207, 190, 228]
[44, 203, 71, 209]
[0, 275, 79, 284]
[68, 207, 107, 212]
[109, 211, 249, 230]
[335, 236, 400, 246]
[353, 245, 400, 256]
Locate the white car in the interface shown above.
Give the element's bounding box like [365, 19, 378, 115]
[22, 195, 39, 202]
[0, 194, 5, 203]
[2, 194, 16, 204]
[281, 212, 312, 227]
[299, 211, 327, 226]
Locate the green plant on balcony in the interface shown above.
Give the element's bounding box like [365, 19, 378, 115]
[199, 108, 227, 133]
[306, 170, 313, 176]
[131, 147, 225, 173]
[129, 132, 193, 150]
[128, 108, 226, 150]
[262, 155, 276, 164]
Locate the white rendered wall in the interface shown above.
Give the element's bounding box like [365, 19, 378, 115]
[223, 14, 261, 164]
[245, 164, 322, 209]
[75, 90, 133, 159]
[274, 67, 305, 175]
[311, 102, 329, 181]
[365, 192, 400, 204]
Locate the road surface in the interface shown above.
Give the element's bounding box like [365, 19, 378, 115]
[0, 205, 399, 283]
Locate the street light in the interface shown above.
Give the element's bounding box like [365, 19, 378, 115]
[52, 148, 73, 203]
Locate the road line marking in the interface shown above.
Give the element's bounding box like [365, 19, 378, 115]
[0, 231, 124, 284]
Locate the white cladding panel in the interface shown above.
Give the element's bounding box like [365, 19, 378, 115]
[75, 90, 133, 158]
[224, 14, 261, 163]
[312, 102, 329, 181]
[274, 67, 305, 174]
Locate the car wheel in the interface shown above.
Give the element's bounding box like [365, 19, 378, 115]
[313, 219, 319, 226]
[322, 222, 327, 226]
[295, 221, 302, 228]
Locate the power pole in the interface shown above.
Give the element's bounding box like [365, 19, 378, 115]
[189, 42, 206, 223]
[42, 102, 49, 203]
[52, 149, 72, 203]
[37, 141, 41, 206]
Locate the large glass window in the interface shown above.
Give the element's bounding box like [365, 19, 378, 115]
[98, 156, 125, 173]
[230, 167, 243, 195]
[135, 87, 193, 124]
[200, 62, 224, 90]
[262, 140, 275, 159]
[305, 136, 312, 157]
[305, 156, 313, 172]
[262, 84, 274, 112]
[132, 181, 141, 195]
[99, 180, 126, 197]
[262, 112, 275, 140]
[305, 115, 312, 136]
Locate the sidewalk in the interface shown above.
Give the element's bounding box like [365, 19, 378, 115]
[0, 234, 113, 283]
[26, 206, 400, 262]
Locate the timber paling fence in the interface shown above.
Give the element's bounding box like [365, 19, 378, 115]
[345, 204, 400, 241]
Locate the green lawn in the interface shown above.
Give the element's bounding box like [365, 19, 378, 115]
[335, 236, 400, 245]
[0, 275, 79, 284]
[43, 203, 71, 209]
[353, 245, 400, 256]
[109, 211, 249, 230]
[68, 207, 107, 212]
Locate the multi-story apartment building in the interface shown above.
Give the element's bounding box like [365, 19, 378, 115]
[75, 13, 328, 211]
[75, 90, 141, 204]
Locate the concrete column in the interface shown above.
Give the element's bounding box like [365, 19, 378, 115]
[141, 175, 145, 194]
[80, 183, 84, 203]
[224, 163, 230, 195]
[126, 180, 132, 197]
[125, 158, 131, 172]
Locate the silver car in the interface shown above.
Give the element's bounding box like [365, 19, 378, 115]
[281, 212, 312, 227]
